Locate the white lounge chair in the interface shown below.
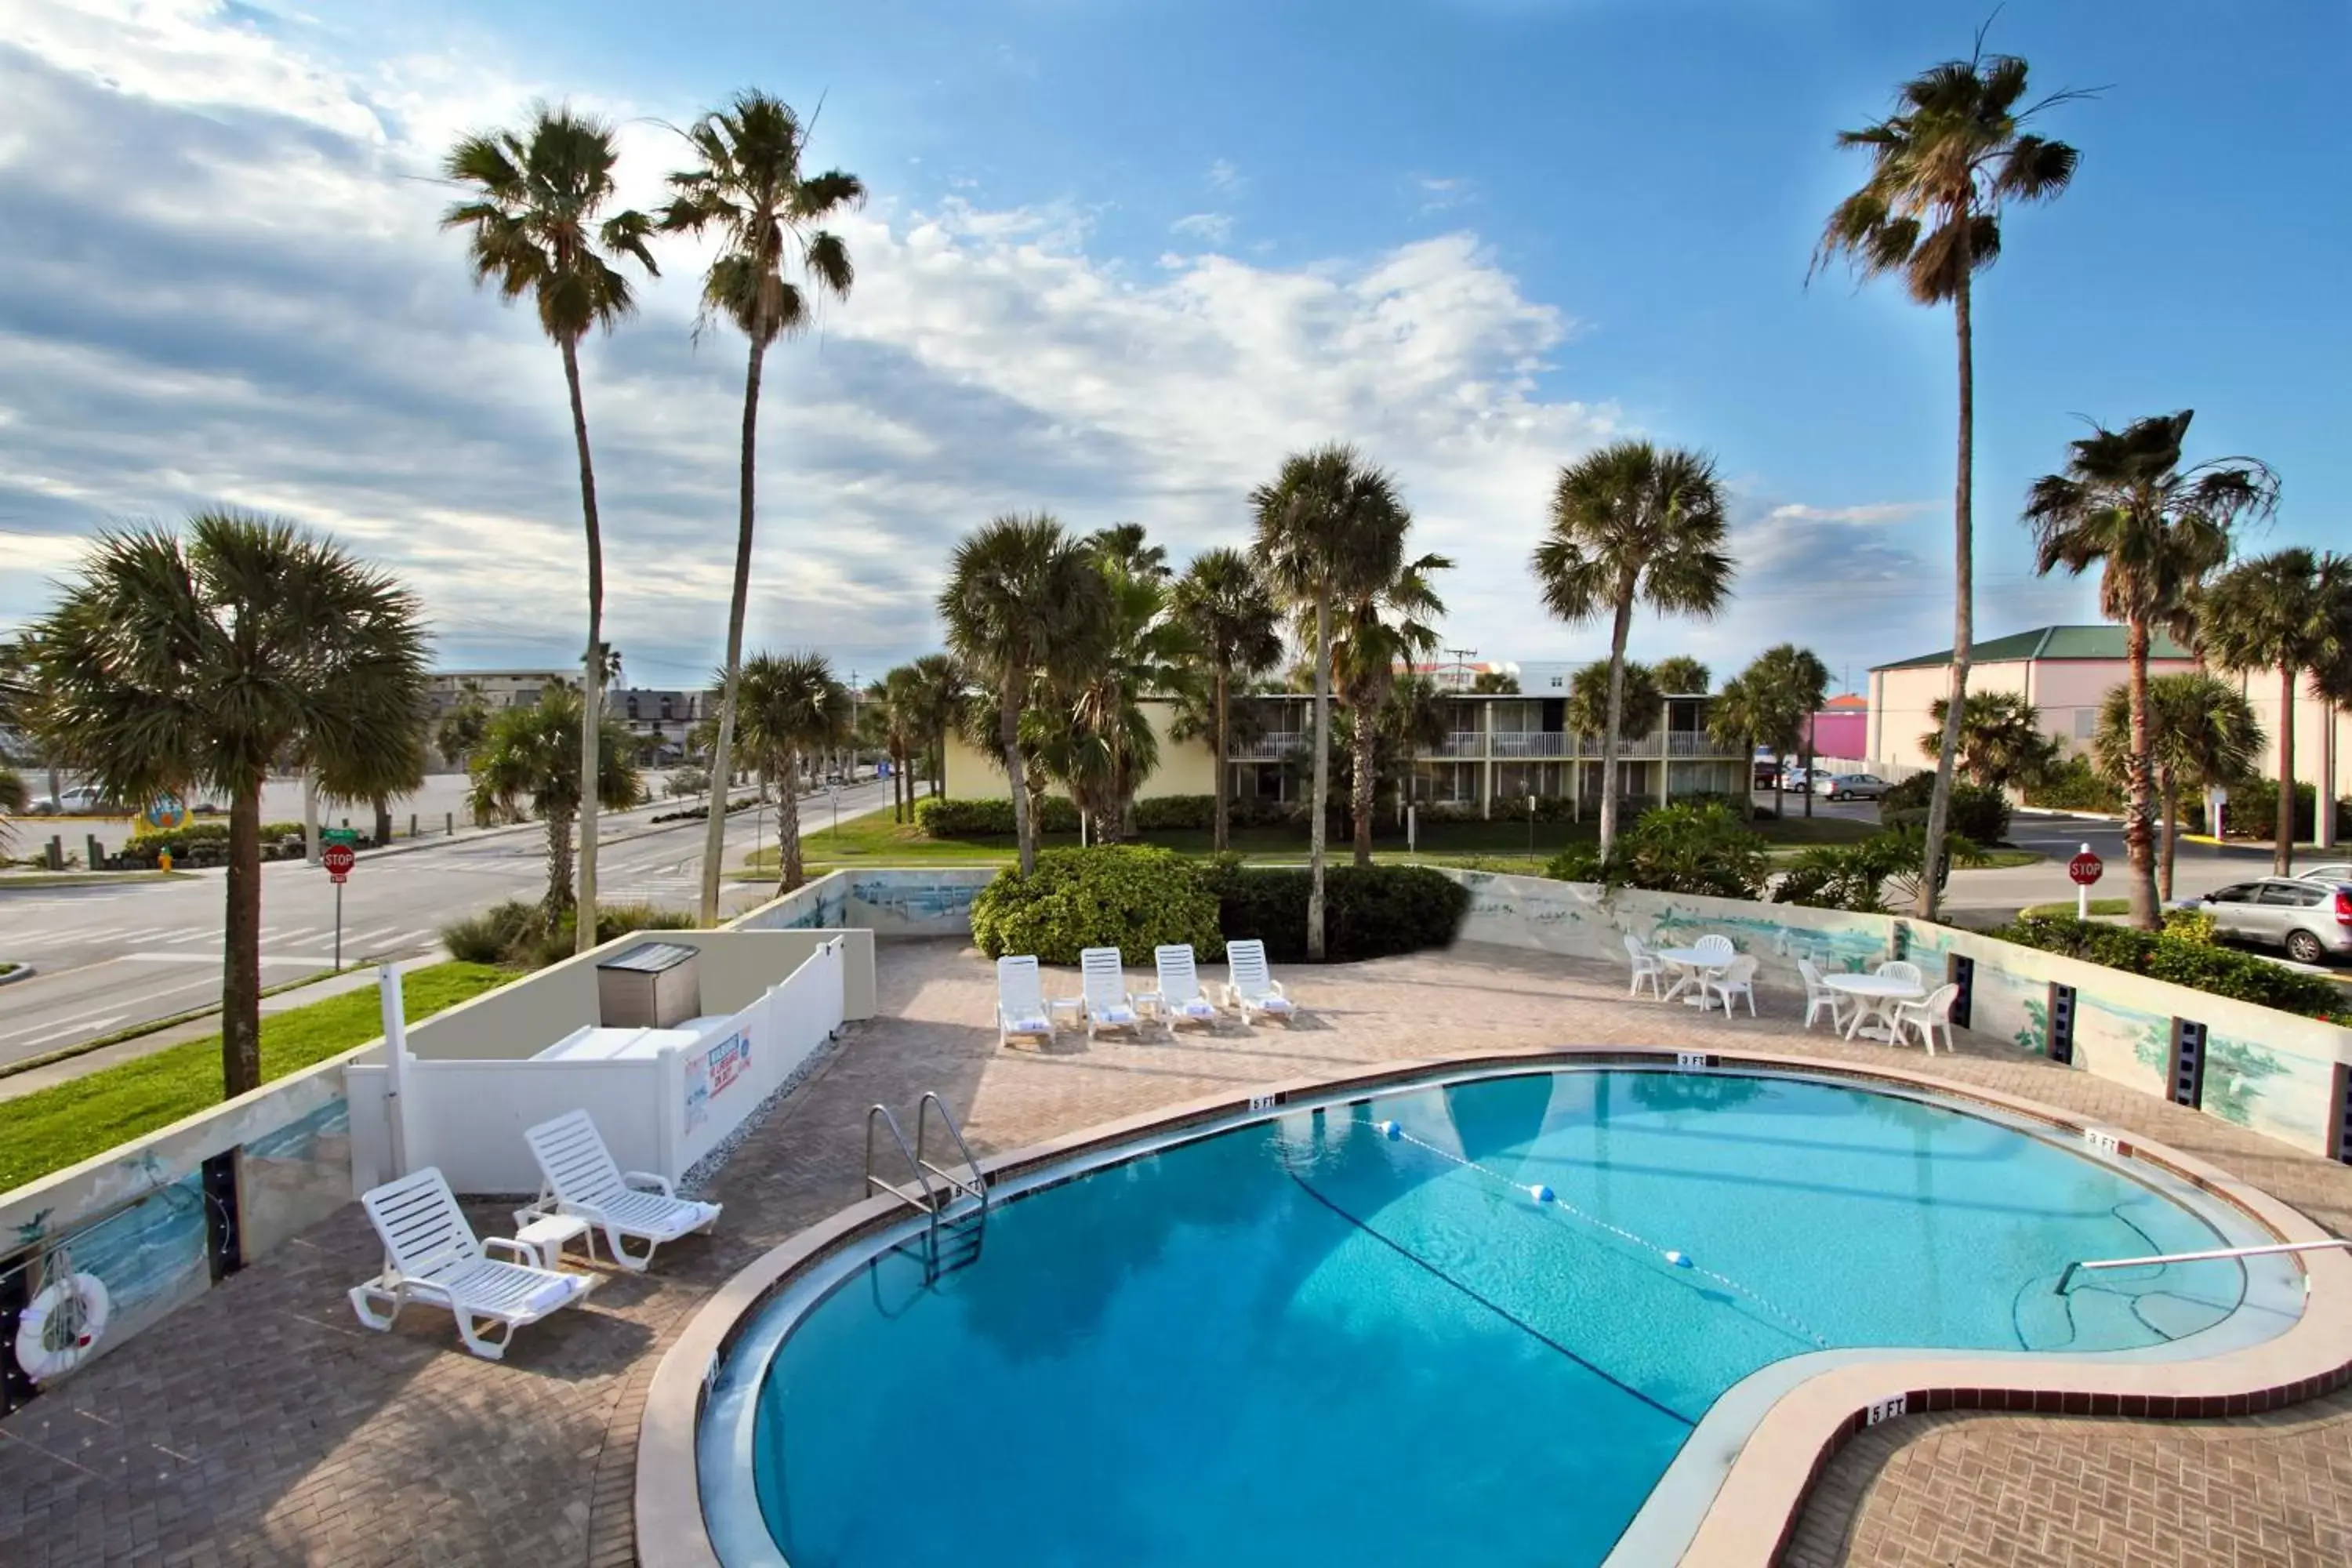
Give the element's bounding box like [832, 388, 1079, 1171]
[1893, 983, 1959, 1056]
[1623, 934, 1664, 1000]
[1079, 947, 1145, 1039]
[1798, 958, 1849, 1032]
[518, 1110, 721, 1273]
[996, 955, 1054, 1049]
[1704, 954, 1759, 1018]
[1875, 959, 1924, 989]
[348, 1166, 593, 1360]
[1221, 939, 1295, 1025]
[1153, 944, 1222, 1031]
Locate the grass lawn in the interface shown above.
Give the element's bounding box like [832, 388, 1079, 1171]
[2021, 897, 2131, 919]
[0, 960, 511, 1193]
[738, 808, 1879, 875]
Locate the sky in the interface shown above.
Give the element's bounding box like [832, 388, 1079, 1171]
[0, 0, 2343, 696]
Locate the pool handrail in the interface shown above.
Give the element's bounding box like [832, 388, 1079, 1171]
[2053, 1236, 2351, 1295]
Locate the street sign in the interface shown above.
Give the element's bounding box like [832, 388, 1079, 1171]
[142, 795, 188, 833]
[321, 843, 357, 883]
[321, 827, 359, 848]
[2067, 852, 2104, 887]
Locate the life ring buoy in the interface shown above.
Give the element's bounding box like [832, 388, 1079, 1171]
[14, 1272, 111, 1382]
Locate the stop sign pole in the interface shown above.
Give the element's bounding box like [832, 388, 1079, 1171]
[2069, 842, 2104, 920]
[321, 839, 357, 970]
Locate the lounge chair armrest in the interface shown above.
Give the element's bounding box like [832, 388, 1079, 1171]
[481, 1236, 539, 1266]
[1269, 980, 1287, 1000]
[622, 1171, 677, 1197]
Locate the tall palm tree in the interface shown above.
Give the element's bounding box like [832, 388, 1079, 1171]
[470, 688, 643, 931]
[1532, 440, 1733, 858]
[938, 515, 1112, 875]
[659, 92, 863, 924]
[1327, 550, 1450, 864]
[2026, 410, 2277, 923]
[2094, 673, 2263, 900]
[1171, 548, 1284, 851]
[1250, 445, 1409, 959]
[1752, 644, 1831, 817]
[2198, 548, 2352, 874]
[877, 665, 924, 823]
[444, 105, 658, 952]
[1087, 523, 1171, 583]
[29, 512, 430, 1096]
[736, 652, 851, 892]
[1816, 37, 2082, 920]
[1651, 655, 1711, 696]
[906, 652, 965, 800]
[1064, 551, 1194, 841]
[1704, 669, 1785, 821]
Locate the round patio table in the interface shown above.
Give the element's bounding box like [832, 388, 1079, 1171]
[1821, 971, 1926, 1043]
[1653, 946, 1731, 1010]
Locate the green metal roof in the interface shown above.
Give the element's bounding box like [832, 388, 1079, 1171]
[1872, 624, 2197, 672]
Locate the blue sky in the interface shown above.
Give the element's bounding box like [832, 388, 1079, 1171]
[0, 0, 2342, 694]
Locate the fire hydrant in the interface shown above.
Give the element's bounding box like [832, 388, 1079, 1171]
[158, 848, 173, 873]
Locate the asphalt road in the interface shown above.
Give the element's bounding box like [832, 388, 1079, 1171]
[0, 778, 897, 1069]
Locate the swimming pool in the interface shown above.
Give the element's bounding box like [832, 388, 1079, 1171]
[698, 1067, 2305, 1568]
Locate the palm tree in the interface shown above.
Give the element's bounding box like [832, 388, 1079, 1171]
[444, 105, 658, 952]
[1533, 440, 1733, 858]
[435, 678, 492, 769]
[1468, 670, 1519, 695]
[735, 652, 851, 891]
[877, 665, 924, 823]
[1918, 690, 2063, 793]
[657, 91, 863, 925]
[1754, 644, 1831, 817]
[2094, 673, 2263, 900]
[29, 512, 429, 1096]
[906, 653, 965, 800]
[470, 688, 642, 930]
[938, 515, 1111, 875]
[1250, 444, 1410, 959]
[2026, 410, 2278, 923]
[1327, 550, 1450, 864]
[1566, 659, 1664, 745]
[1063, 550, 1194, 841]
[1816, 36, 2082, 920]
[1705, 669, 1786, 821]
[1171, 547, 1283, 851]
[1652, 655, 1711, 695]
[1087, 523, 1171, 583]
[2198, 548, 2352, 874]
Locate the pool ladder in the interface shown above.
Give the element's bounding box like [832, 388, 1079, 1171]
[866, 1093, 989, 1284]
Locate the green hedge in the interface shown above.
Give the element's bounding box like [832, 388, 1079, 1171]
[916, 796, 1080, 839]
[2187, 781, 2352, 842]
[1544, 801, 1769, 899]
[1131, 795, 1216, 831]
[1202, 859, 1470, 963]
[970, 846, 1223, 965]
[1990, 913, 2347, 1021]
[1881, 775, 2012, 844]
[118, 820, 309, 868]
[2024, 756, 2125, 814]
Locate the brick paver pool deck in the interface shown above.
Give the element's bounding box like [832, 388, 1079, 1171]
[2, 940, 2347, 1566]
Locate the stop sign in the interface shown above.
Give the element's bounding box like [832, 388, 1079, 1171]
[2067, 851, 2104, 887]
[321, 843, 356, 883]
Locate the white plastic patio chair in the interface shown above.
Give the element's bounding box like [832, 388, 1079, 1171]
[1691, 934, 1737, 966]
[518, 1110, 721, 1273]
[1703, 954, 1759, 1018]
[1798, 959, 1849, 1033]
[1153, 945, 1222, 1031]
[996, 955, 1054, 1048]
[1221, 938, 1296, 1025]
[1079, 947, 1145, 1039]
[1875, 960, 1924, 989]
[349, 1166, 593, 1360]
[1623, 934, 1664, 1000]
[1893, 983, 1960, 1056]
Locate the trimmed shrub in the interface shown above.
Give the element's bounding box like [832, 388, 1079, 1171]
[1202, 859, 1470, 964]
[970, 846, 1222, 966]
[2024, 755, 2125, 814]
[1544, 801, 1769, 900]
[1990, 913, 2346, 1020]
[2187, 781, 2352, 842]
[1881, 774, 2011, 844]
[1132, 795, 1217, 832]
[1230, 797, 1305, 829]
[440, 898, 542, 964]
[915, 796, 1081, 839]
[119, 820, 307, 868]
[438, 898, 695, 969]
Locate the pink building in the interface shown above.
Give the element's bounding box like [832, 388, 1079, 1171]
[1802, 694, 1868, 762]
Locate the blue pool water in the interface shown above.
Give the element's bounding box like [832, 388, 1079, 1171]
[736, 1070, 2256, 1568]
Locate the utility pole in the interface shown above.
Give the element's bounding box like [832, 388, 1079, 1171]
[1444, 645, 1479, 691]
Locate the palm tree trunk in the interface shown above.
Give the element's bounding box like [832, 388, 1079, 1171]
[1352, 684, 1377, 867]
[698, 343, 768, 924]
[778, 743, 806, 892]
[561, 334, 604, 951]
[1212, 666, 1231, 853]
[545, 812, 575, 935]
[1802, 731, 1815, 817]
[1308, 589, 1330, 961]
[1917, 258, 1974, 922]
[220, 775, 265, 1097]
[1001, 681, 1033, 875]
[1597, 590, 1634, 858]
[2122, 619, 2161, 931]
[2277, 663, 2299, 875]
[2159, 768, 2180, 902]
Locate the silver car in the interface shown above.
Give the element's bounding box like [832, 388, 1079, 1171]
[1815, 773, 1890, 802]
[2176, 877, 2352, 966]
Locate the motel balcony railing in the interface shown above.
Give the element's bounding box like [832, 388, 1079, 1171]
[1226, 729, 1734, 763]
[1230, 733, 1306, 760]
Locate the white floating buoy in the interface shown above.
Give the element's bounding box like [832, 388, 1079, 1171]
[1379, 1120, 1402, 1141]
[1664, 1250, 1694, 1269]
[1529, 1184, 1554, 1204]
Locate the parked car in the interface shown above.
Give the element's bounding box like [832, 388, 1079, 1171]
[1815, 773, 1891, 802]
[29, 784, 118, 815]
[2295, 862, 2352, 887]
[2171, 877, 2352, 966]
[1778, 766, 1823, 791]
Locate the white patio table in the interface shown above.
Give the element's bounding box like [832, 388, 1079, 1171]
[1821, 972, 1927, 1043]
[1653, 947, 1731, 1010]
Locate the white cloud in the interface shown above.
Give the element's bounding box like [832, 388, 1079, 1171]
[1416, 175, 1474, 213]
[1765, 501, 1931, 525]
[1169, 212, 1235, 245]
[1205, 158, 1244, 193]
